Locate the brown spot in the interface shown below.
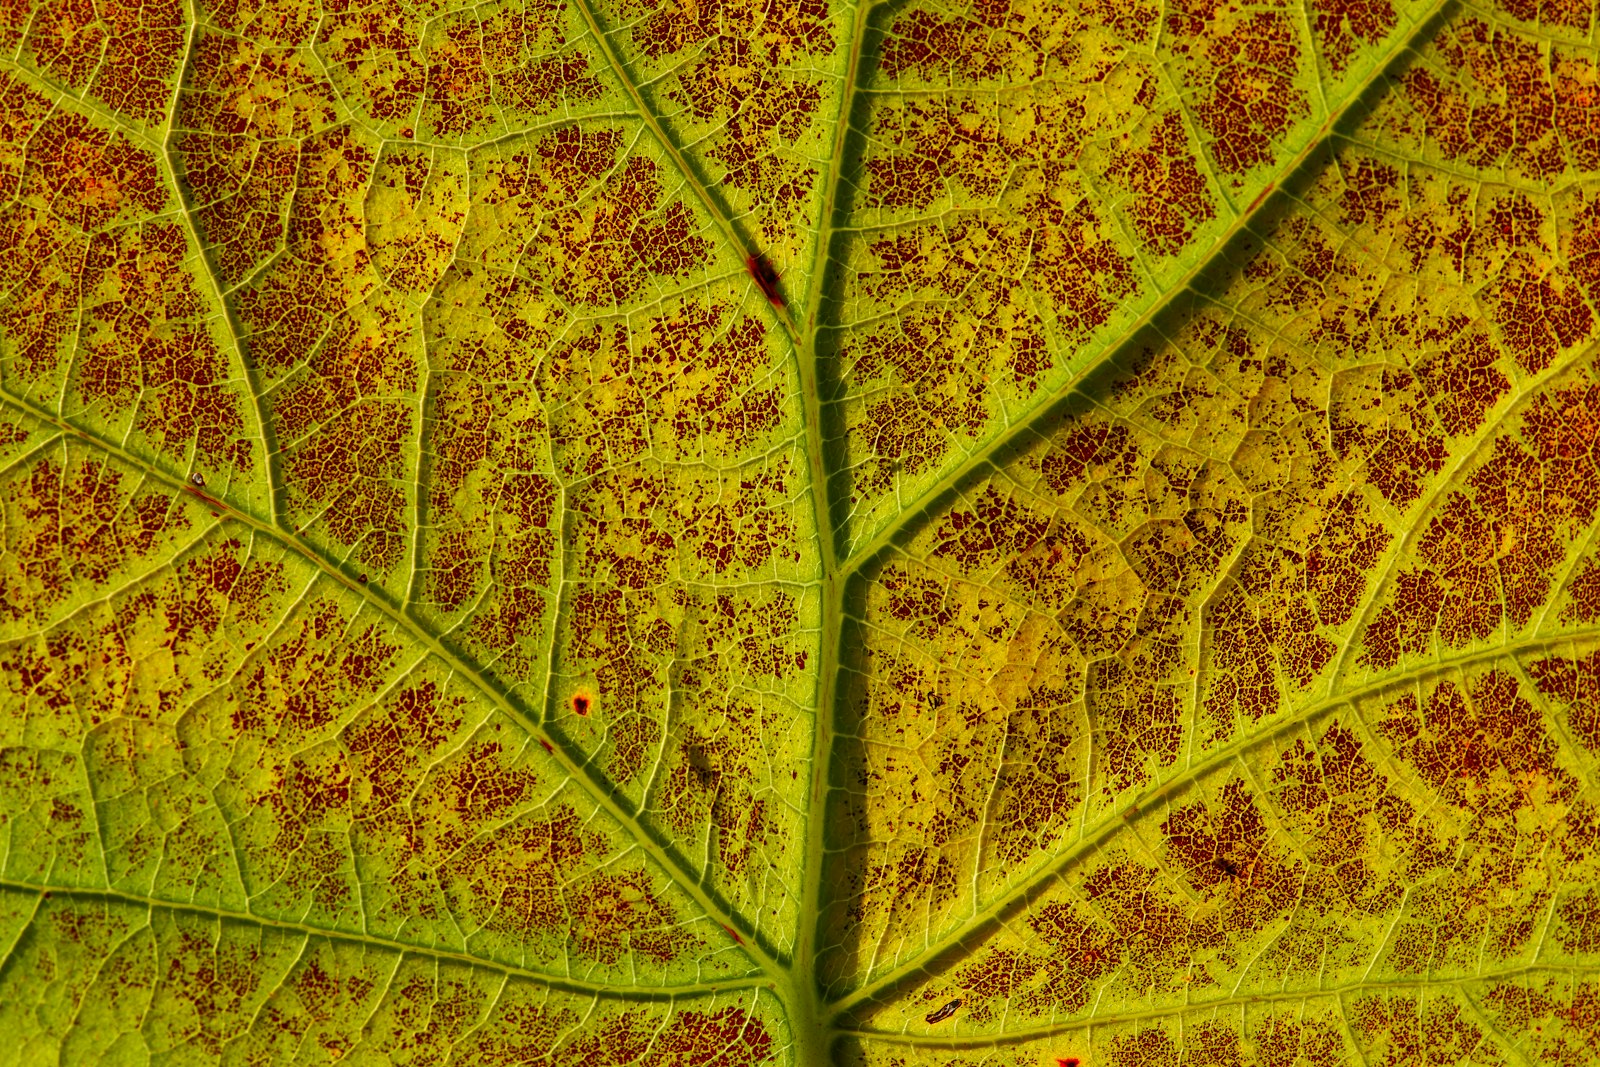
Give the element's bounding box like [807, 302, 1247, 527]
[1362, 373, 1600, 667]
[1107, 111, 1217, 256]
[1310, 0, 1398, 74]
[1392, 21, 1600, 180]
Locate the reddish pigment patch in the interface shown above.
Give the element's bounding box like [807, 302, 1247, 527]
[746, 253, 784, 308]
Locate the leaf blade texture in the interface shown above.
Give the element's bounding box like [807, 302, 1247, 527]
[2, 0, 1600, 1062]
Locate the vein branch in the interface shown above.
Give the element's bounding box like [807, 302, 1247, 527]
[825, 620, 1600, 1020]
[832, 0, 1452, 576]
[563, 0, 801, 345]
[0, 878, 764, 1000]
[160, 0, 282, 522]
[0, 387, 792, 988]
[839, 962, 1596, 1047]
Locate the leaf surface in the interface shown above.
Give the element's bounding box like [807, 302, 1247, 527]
[1, 0, 1599, 1062]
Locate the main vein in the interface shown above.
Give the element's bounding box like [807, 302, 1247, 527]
[789, 0, 883, 1058]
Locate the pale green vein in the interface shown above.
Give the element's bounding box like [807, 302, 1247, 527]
[0, 55, 158, 151]
[839, 964, 1598, 1047]
[0, 879, 762, 1000]
[833, 0, 1452, 574]
[162, 3, 280, 524]
[792, 3, 878, 1061]
[825, 620, 1600, 1020]
[0, 386, 790, 988]
[1180, 205, 1599, 694]
[0, 886, 44, 982]
[562, 0, 801, 345]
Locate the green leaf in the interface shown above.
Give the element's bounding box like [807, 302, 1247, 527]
[1, 0, 1598, 1062]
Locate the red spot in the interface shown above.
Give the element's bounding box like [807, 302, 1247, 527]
[1058, 1059, 1081, 1067]
[746, 254, 784, 309]
[572, 693, 591, 716]
[539, 738, 554, 754]
[1247, 182, 1276, 214]
[721, 923, 745, 945]
[358, 573, 368, 584]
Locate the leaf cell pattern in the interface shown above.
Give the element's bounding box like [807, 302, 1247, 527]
[0, 0, 1598, 1062]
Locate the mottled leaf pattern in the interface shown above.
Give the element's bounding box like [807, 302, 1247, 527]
[0, 0, 1597, 1063]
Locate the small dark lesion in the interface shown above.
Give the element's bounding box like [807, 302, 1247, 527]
[746, 253, 784, 309]
[1214, 856, 1239, 878]
[924, 997, 961, 1024]
[685, 740, 719, 786]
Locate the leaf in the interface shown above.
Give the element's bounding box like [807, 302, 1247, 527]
[0, 0, 1597, 1062]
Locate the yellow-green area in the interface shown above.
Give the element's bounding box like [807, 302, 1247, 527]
[3, 0, 1600, 1063]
